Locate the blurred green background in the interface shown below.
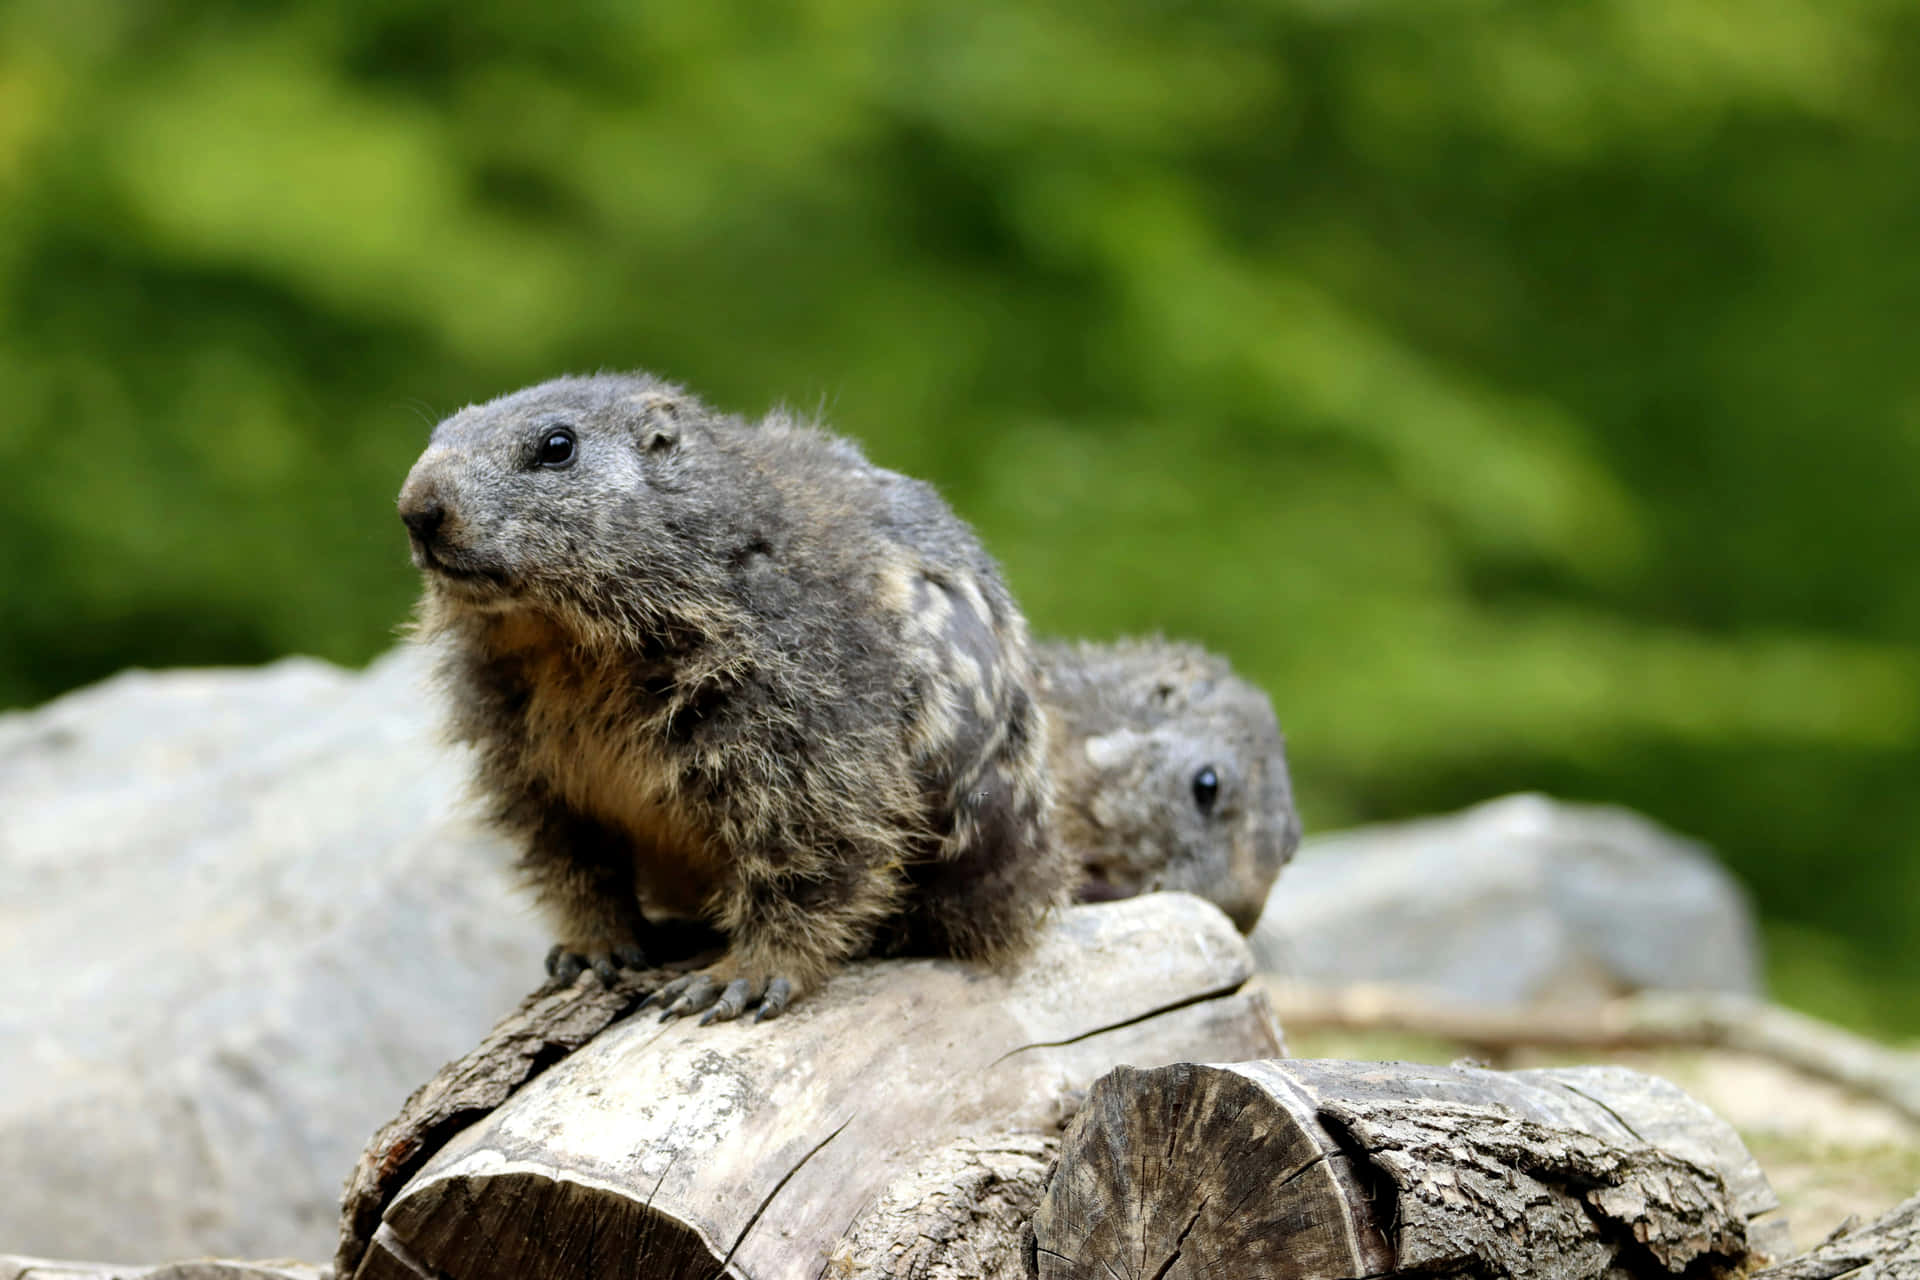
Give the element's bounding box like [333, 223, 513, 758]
[2, 1, 1914, 1034]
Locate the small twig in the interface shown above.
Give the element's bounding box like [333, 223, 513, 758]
[1261, 980, 1920, 1125]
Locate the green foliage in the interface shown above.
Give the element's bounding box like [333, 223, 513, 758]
[2, 0, 1915, 1031]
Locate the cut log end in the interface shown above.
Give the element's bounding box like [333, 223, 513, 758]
[354, 1174, 720, 1280]
[1032, 1059, 1786, 1280]
[1030, 1062, 1392, 1280]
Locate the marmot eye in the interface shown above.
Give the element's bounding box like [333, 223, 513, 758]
[537, 428, 576, 469]
[1191, 765, 1220, 813]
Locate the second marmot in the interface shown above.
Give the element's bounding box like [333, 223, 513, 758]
[1040, 638, 1301, 932]
[398, 372, 1066, 1024]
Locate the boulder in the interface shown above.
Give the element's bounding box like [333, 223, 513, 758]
[1250, 792, 1763, 1004]
[0, 648, 547, 1262]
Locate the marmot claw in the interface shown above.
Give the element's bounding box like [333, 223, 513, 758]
[645, 973, 794, 1025]
[545, 941, 648, 987]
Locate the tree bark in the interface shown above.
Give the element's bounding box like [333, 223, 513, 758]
[343, 893, 1278, 1280]
[1030, 1057, 1791, 1280]
[1753, 1191, 1920, 1280]
[815, 1131, 1057, 1279]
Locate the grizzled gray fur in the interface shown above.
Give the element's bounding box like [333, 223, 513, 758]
[397, 372, 1066, 1023]
[1037, 638, 1300, 933]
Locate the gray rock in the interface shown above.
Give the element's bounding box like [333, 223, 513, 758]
[0, 649, 547, 1263]
[1250, 792, 1763, 1003]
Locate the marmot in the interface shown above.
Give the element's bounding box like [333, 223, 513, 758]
[1038, 638, 1300, 933]
[397, 373, 1066, 1023]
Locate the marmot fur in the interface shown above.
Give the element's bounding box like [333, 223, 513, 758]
[397, 373, 1065, 1023]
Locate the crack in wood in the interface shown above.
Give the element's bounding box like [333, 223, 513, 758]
[1308, 1104, 1402, 1264]
[711, 1115, 854, 1280]
[1139, 1098, 1257, 1274]
[368, 1220, 440, 1279]
[987, 982, 1247, 1068]
[1556, 1080, 1648, 1145]
[636, 1140, 683, 1268]
[1148, 1198, 1208, 1280]
[1263, 1149, 1333, 1200]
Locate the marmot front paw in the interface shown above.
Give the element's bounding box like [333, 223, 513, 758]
[643, 971, 796, 1025]
[545, 940, 650, 988]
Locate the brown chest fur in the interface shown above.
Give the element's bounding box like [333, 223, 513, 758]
[487, 612, 724, 917]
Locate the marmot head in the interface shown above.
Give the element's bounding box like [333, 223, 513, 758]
[397, 373, 743, 634]
[1046, 640, 1300, 933]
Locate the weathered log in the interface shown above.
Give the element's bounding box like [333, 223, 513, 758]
[334, 947, 711, 1278]
[1030, 1057, 1790, 1280]
[1754, 1190, 1920, 1280]
[1263, 979, 1920, 1123]
[0, 1260, 324, 1280]
[346, 893, 1278, 1280]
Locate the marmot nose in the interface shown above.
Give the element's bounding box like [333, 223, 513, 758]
[401, 502, 446, 545]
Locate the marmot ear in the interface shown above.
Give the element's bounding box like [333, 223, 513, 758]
[626, 389, 682, 454]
